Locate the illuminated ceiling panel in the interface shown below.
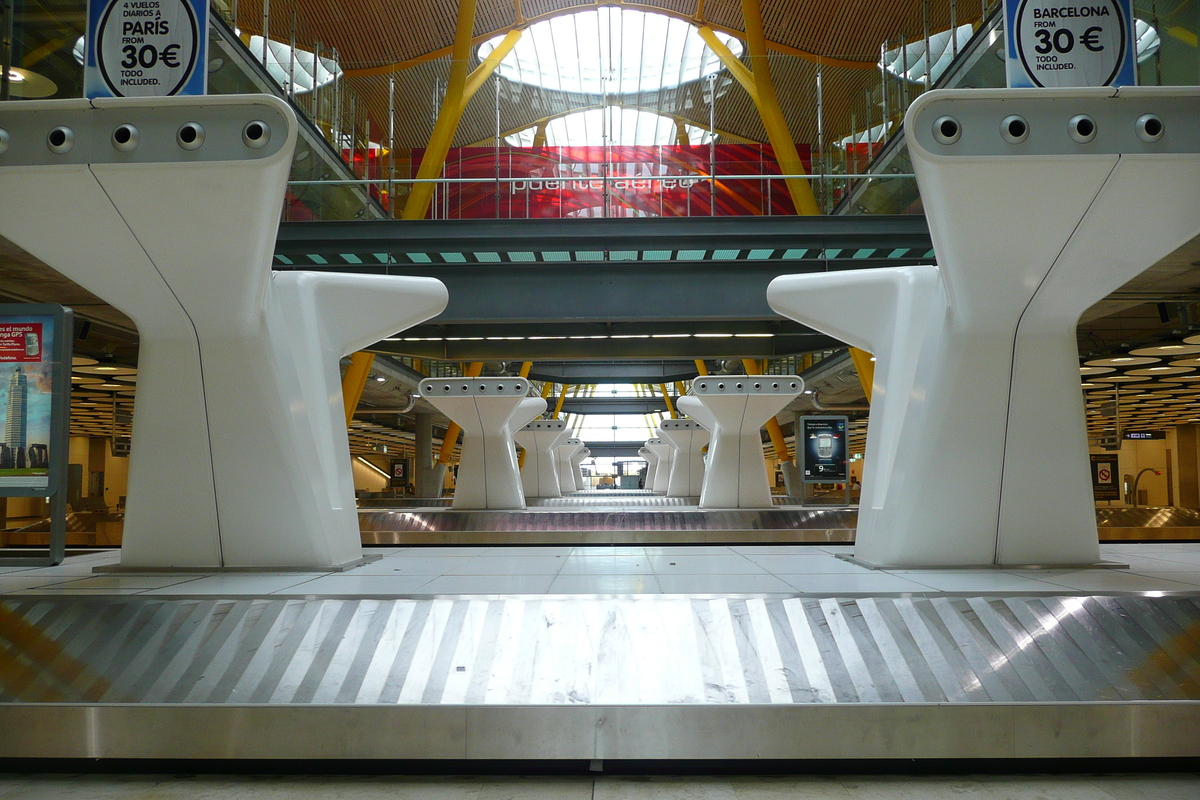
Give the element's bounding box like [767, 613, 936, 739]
[478, 7, 743, 96]
[505, 107, 713, 147]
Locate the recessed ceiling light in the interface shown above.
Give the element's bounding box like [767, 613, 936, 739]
[1085, 356, 1161, 367]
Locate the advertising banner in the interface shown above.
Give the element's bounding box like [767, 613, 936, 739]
[1004, 0, 1136, 88]
[800, 416, 849, 484]
[85, 0, 208, 98]
[405, 143, 813, 219]
[1090, 453, 1120, 501]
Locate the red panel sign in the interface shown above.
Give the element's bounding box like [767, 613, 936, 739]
[0, 322, 43, 363]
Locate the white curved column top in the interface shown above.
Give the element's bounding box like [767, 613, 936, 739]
[556, 438, 585, 494]
[656, 419, 709, 497]
[0, 96, 448, 568]
[769, 87, 1200, 567]
[643, 438, 673, 493]
[419, 378, 541, 510]
[515, 418, 570, 498]
[681, 376, 802, 508]
[570, 448, 591, 491]
[639, 445, 659, 489]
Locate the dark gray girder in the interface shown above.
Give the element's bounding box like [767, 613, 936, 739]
[560, 397, 670, 414]
[275, 215, 931, 256]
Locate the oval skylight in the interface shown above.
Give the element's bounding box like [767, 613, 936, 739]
[506, 107, 712, 147]
[480, 8, 743, 95]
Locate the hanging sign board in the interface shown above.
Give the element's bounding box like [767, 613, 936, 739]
[1090, 453, 1120, 501]
[800, 416, 849, 484]
[1004, 0, 1137, 88]
[84, 0, 208, 98]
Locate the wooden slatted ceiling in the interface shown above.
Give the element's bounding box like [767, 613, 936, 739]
[233, 0, 979, 172]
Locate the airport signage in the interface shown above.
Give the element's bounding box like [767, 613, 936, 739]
[390, 459, 409, 488]
[1004, 0, 1136, 88]
[85, 0, 208, 98]
[800, 415, 849, 484]
[1123, 430, 1166, 440]
[0, 305, 71, 497]
[1089, 453, 1120, 500]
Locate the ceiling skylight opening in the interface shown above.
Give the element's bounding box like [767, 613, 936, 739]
[479, 7, 743, 95]
[247, 36, 341, 94]
[506, 107, 713, 147]
[882, 24, 974, 84]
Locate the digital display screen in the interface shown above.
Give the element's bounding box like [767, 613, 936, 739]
[801, 416, 848, 483]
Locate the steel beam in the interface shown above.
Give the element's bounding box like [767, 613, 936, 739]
[275, 215, 932, 256]
[560, 397, 670, 414]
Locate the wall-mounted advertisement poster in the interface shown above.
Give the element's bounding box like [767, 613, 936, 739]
[0, 304, 71, 565]
[800, 416, 849, 484]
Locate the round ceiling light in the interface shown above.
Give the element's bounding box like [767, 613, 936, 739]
[1130, 343, 1200, 357]
[71, 376, 105, 384]
[74, 365, 137, 376]
[72, 356, 99, 366]
[1084, 356, 1162, 367]
[1080, 366, 1115, 375]
[1125, 366, 1196, 376]
[1089, 375, 1145, 383]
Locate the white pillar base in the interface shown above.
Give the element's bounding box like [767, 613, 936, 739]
[515, 419, 569, 498]
[643, 438, 673, 493]
[420, 379, 544, 510]
[679, 377, 802, 509]
[656, 420, 709, 497]
[556, 439, 585, 494]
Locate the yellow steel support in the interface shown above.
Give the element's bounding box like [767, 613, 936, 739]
[658, 384, 678, 419]
[802, 353, 813, 371]
[436, 361, 484, 464]
[540, 381, 555, 398]
[342, 352, 376, 428]
[699, 15, 820, 216]
[694, 359, 709, 376]
[413, 358, 425, 375]
[675, 381, 687, 399]
[401, 1, 520, 221]
[743, 358, 790, 462]
[552, 384, 570, 419]
[675, 121, 690, 147]
[848, 347, 875, 403]
[519, 361, 533, 378]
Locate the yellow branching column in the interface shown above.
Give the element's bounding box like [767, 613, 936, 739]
[848, 347, 875, 403]
[401, 0, 522, 221]
[342, 352, 376, 428]
[698, 11, 820, 216]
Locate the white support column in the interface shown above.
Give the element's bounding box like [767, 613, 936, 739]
[0, 96, 448, 568]
[570, 447, 591, 491]
[768, 87, 1200, 567]
[643, 438, 673, 493]
[515, 418, 569, 498]
[639, 445, 659, 490]
[679, 376, 802, 509]
[656, 419, 709, 497]
[556, 438, 585, 494]
[419, 378, 545, 509]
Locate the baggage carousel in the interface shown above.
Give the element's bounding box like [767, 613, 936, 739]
[357, 496, 1200, 546]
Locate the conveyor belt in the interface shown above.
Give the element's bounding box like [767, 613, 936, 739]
[0, 593, 1196, 705]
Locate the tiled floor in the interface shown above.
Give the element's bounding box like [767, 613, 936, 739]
[0, 773, 1193, 799]
[0, 541, 1198, 596]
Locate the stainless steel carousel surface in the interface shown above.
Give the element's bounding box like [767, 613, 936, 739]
[0, 592, 1196, 760]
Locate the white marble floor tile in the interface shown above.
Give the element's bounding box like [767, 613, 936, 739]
[642, 546, 737, 556]
[278, 574, 436, 595]
[446, 555, 569, 575]
[356, 556, 481, 576]
[647, 554, 765, 575]
[1121, 569, 1200, 587]
[779, 573, 936, 594]
[486, 546, 582, 556]
[570, 546, 649, 557]
[750, 555, 873, 574]
[556, 555, 655, 575]
[729, 545, 836, 555]
[1032, 569, 1200, 593]
[0, 575, 90, 592]
[416, 574, 557, 594]
[548, 573, 663, 594]
[141, 573, 320, 595]
[655, 573, 796, 594]
[53, 575, 202, 590]
[881, 571, 1063, 592]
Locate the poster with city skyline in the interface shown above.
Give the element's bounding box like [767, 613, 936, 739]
[0, 314, 55, 491]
